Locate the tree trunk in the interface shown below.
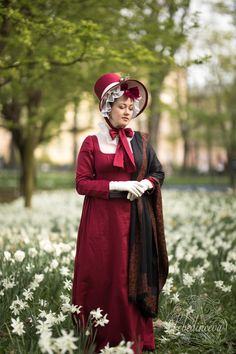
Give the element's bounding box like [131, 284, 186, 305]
[227, 151, 236, 190]
[8, 135, 17, 169]
[72, 102, 79, 169]
[19, 139, 35, 207]
[193, 141, 200, 169]
[182, 137, 190, 173]
[148, 88, 161, 149]
[179, 119, 191, 173]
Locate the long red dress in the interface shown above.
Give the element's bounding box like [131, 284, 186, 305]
[72, 135, 155, 353]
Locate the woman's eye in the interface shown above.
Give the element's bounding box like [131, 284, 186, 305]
[119, 106, 133, 110]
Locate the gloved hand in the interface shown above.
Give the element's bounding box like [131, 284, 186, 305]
[127, 179, 153, 201]
[109, 181, 146, 198]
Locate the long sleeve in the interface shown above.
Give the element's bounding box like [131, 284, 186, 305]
[146, 143, 165, 188]
[75, 136, 110, 199]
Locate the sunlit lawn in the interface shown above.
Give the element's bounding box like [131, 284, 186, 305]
[0, 189, 235, 353]
[0, 169, 231, 188]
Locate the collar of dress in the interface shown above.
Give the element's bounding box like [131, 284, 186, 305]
[97, 121, 135, 146]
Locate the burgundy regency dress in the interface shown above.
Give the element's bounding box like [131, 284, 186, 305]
[72, 134, 155, 353]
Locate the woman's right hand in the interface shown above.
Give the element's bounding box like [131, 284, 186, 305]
[109, 181, 146, 198]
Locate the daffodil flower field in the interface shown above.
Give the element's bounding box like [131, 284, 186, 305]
[0, 189, 235, 353]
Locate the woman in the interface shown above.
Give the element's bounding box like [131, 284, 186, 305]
[72, 73, 169, 353]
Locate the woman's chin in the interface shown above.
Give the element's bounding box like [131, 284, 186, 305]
[120, 120, 130, 128]
[110, 119, 130, 129]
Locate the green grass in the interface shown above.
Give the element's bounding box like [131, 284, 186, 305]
[166, 173, 229, 186]
[0, 170, 75, 190]
[0, 169, 231, 191]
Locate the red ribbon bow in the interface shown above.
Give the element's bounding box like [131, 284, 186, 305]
[109, 127, 133, 140]
[121, 83, 140, 100]
[105, 118, 136, 172]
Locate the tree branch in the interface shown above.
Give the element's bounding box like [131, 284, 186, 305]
[0, 40, 88, 70]
[0, 77, 12, 87]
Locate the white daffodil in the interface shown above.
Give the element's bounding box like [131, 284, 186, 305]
[10, 296, 28, 315]
[26, 263, 35, 272]
[28, 247, 38, 258]
[70, 304, 82, 315]
[54, 329, 78, 354]
[61, 303, 81, 315]
[100, 340, 134, 354]
[162, 320, 181, 337]
[14, 250, 25, 262]
[39, 299, 48, 307]
[34, 274, 44, 283]
[60, 294, 70, 304]
[60, 266, 70, 277]
[94, 313, 109, 327]
[22, 289, 33, 301]
[56, 312, 67, 323]
[183, 273, 195, 288]
[29, 274, 44, 290]
[39, 239, 54, 253]
[2, 276, 16, 290]
[3, 250, 11, 261]
[159, 335, 170, 343]
[214, 280, 232, 293]
[50, 259, 59, 270]
[36, 320, 52, 335]
[63, 279, 72, 291]
[38, 310, 57, 327]
[171, 292, 180, 303]
[90, 307, 103, 320]
[221, 261, 236, 273]
[38, 330, 54, 354]
[162, 277, 174, 295]
[11, 317, 25, 336]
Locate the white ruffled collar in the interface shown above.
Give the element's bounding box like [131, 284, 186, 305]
[97, 121, 134, 146]
[97, 121, 118, 146]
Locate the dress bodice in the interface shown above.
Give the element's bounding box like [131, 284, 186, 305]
[91, 135, 132, 181]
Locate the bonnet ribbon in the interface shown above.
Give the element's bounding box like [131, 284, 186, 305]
[104, 117, 136, 173]
[120, 83, 140, 100]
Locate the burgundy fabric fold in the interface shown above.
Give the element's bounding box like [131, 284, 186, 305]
[105, 117, 136, 173]
[120, 83, 140, 100]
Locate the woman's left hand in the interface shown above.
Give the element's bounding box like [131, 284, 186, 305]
[127, 179, 153, 201]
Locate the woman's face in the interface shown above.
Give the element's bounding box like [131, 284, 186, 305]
[109, 95, 133, 128]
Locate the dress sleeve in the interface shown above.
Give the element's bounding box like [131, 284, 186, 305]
[146, 142, 165, 192]
[75, 135, 110, 199]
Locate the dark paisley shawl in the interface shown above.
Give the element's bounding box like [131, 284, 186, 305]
[128, 132, 169, 318]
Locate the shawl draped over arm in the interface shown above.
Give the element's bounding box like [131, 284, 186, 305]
[128, 131, 169, 318]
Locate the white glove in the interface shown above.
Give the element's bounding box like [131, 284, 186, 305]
[127, 179, 153, 201]
[109, 181, 146, 198]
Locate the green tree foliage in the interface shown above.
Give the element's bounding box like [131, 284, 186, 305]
[0, 0, 155, 207]
[0, 0, 108, 206]
[128, 0, 192, 147]
[0, 0, 192, 206]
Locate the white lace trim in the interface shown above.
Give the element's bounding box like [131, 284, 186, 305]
[101, 86, 141, 118]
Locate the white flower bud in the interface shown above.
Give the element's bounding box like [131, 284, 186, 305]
[14, 250, 25, 262]
[4, 251, 12, 261]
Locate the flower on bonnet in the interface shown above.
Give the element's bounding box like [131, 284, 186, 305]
[120, 83, 140, 100]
